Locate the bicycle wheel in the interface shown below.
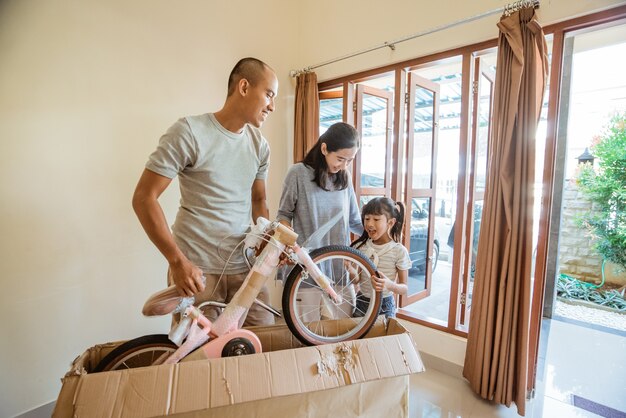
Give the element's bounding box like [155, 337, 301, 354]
[93, 334, 178, 372]
[282, 245, 381, 346]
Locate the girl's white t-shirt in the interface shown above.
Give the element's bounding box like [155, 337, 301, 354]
[357, 239, 411, 298]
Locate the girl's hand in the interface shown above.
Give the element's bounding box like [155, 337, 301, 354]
[372, 271, 391, 292]
[344, 261, 361, 283]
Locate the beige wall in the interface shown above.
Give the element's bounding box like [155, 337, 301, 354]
[299, 0, 626, 82]
[0, 1, 299, 416]
[1, 0, 624, 415]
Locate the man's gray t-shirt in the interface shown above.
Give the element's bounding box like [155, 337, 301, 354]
[146, 113, 270, 274]
[276, 163, 363, 249]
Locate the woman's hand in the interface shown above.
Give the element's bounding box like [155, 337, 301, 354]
[253, 224, 295, 266]
[278, 247, 296, 266]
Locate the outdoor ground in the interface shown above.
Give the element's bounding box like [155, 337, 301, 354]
[555, 299, 626, 332]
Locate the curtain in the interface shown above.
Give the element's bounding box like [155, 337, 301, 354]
[462, 8, 548, 416]
[293, 71, 319, 162]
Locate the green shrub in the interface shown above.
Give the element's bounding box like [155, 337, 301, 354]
[577, 112, 626, 271]
[557, 275, 626, 311]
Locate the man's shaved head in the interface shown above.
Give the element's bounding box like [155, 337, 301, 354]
[227, 57, 273, 96]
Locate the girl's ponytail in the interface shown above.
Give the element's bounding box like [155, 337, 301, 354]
[390, 201, 405, 243]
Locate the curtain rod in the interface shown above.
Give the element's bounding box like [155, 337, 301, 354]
[289, 0, 539, 77]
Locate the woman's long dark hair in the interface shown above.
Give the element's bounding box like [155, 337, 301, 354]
[302, 122, 359, 191]
[351, 198, 406, 249]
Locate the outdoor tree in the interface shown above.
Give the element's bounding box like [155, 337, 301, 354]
[577, 112, 626, 271]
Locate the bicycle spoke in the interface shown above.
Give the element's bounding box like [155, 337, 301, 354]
[335, 295, 358, 318]
[284, 246, 381, 345]
[301, 282, 325, 292]
[295, 303, 323, 319]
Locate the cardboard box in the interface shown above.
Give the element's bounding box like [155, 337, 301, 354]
[53, 318, 425, 418]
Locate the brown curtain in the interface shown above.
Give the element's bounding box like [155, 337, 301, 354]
[462, 8, 548, 416]
[293, 71, 319, 162]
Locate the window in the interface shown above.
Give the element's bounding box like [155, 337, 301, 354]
[316, 6, 626, 336]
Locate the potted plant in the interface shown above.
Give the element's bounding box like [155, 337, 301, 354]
[576, 112, 626, 285]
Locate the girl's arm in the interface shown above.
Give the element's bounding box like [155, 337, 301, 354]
[344, 261, 363, 284]
[372, 270, 408, 295]
[393, 269, 409, 295]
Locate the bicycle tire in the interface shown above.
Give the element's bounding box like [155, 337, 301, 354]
[282, 245, 381, 346]
[93, 334, 178, 372]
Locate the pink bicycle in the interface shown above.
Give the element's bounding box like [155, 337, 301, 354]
[93, 217, 381, 372]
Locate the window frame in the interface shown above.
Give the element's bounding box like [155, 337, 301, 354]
[317, 5, 626, 341]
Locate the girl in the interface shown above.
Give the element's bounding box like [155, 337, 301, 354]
[277, 122, 364, 320]
[351, 197, 411, 318]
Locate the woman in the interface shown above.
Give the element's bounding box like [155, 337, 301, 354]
[277, 122, 364, 320]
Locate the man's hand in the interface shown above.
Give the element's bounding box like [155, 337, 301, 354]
[169, 258, 205, 297]
[254, 229, 274, 257]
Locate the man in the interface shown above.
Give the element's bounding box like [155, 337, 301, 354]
[132, 57, 278, 326]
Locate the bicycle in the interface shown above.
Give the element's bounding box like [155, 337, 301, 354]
[93, 217, 381, 372]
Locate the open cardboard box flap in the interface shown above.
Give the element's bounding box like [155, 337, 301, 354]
[54, 318, 424, 417]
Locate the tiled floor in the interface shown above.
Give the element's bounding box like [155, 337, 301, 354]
[409, 318, 626, 417]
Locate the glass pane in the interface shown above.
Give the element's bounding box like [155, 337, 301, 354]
[448, 199, 484, 328]
[532, 35, 552, 280]
[359, 195, 382, 208]
[471, 201, 484, 271]
[403, 57, 463, 325]
[358, 73, 396, 190]
[407, 198, 431, 294]
[460, 54, 496, 329]
[360, 93, 388, 189]
[475, 73, 492, 194]
[411, 88, 434, 189]
[319, 97, 343, 133]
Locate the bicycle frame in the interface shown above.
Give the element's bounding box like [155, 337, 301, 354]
[141, 218, 341, 364]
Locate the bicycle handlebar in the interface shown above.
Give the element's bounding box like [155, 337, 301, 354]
[142, 285, 195, 317]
